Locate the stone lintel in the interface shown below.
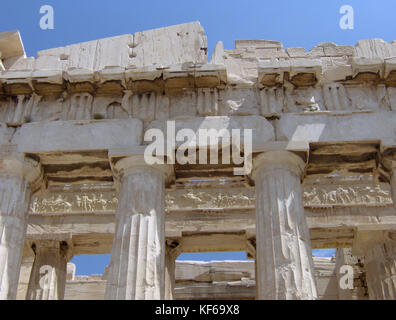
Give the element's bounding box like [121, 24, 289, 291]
[15, 119, 143, 154]
[0, 30, 25, 60]
[0, 63, 227, 94]
[0, 58, 391, 90]
[28, 233, 72, 242]
[352, 229, 396, 256]
[352, 57, 384, 78]
[109, 141, 308, 162]
[385, 57, 396, 79]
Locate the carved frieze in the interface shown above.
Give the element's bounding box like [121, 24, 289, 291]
[219, 88, 259, 116]
[303, 183, 392, 207]
[30, 191, 118, 214]
[30, 182, 392, 214]
[165, 188, 255, 210]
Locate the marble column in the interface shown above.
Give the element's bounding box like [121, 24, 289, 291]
[251, 151, 318, 300]
[0, 155, 42, 300]
[165, 239, 182, 300]
[25, 240, 71, 300]
[335, 248, 368, 300]
[353, 231, 396, 300]
[105, 156, 173, 300]
[389, 167, 396, 210]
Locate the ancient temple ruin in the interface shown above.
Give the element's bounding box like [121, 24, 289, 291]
[0, 22, 395, 300]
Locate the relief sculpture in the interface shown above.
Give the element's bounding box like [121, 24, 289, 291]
[30, 183, 392, 214]
[31, 192, 118, 213]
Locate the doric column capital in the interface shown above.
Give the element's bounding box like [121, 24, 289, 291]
[251, 150, 306, 182]
[165, 238, 182, 301]
[353, 230, 396, 257]
[165, 238, 183, 259]
[0, 146, 43, 190]
[29, 235, 74, 262]
[0, 149, 43, 300]
[380, 146, 396, 179]
[382, 159, 396, 172]
[381, 158, 396, 181]
[246, 237, 256, 259]
[113, 155, 174, 186]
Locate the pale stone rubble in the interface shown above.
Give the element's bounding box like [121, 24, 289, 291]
[0, 21, 395, 300]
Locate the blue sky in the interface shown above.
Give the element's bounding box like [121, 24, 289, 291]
[1, 0, 392, 275]
[72, 250, 336, 275]
[1, 0, 396, 59]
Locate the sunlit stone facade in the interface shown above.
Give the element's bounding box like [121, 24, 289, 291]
[0, 22, 395, 300]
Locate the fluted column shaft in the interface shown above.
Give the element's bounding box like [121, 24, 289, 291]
[361, 163, 396, 299]
[365, 242, 396, 300]
[165, 240, 182, 300]
[390, 168, 396, 210]
[105, 156, 172, 300]
[335, 248, 368, 300]
[0, 174, 32, 300]
[25, 240, 70, 300]
[354, 230, 396, 300]
[252, 151, 318, 300]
